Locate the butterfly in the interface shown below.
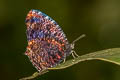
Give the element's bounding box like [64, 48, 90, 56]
[25, 9, 85, 72]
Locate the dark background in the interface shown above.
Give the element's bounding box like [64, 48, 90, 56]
[0, 0, 120, 80]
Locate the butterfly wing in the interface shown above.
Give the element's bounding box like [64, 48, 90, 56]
[25, 10, 71, 71]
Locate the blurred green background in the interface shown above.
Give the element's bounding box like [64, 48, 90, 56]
[0, 0, 120, 80]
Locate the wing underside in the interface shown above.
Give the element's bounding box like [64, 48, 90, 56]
[25, 9, 71, 71]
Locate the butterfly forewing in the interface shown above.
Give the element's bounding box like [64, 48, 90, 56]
[25, 9, 72, 71]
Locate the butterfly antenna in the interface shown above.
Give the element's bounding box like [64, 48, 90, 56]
[71, 34, 86, 49]
[72, 34, 86, 44]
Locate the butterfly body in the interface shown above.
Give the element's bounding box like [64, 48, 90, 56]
[25, 10, 72, 71]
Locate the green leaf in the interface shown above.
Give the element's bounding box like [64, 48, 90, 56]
[49, 48, 120, 70]
[19, 70, 49, 80]
[19, 48, 120, 80]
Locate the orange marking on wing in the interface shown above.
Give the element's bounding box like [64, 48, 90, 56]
[50, 56, 55, 64]
[56, 53, 61, 59]
[28, 40, 35, 45]
[37, 55, 41, 62]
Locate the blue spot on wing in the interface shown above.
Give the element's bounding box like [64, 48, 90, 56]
[32, 18, 39, 23]
[38, 31, 44, 38]
[30, 18, 35, 23]
[27, 29, 45, 41]
[31, 9, 59, 25]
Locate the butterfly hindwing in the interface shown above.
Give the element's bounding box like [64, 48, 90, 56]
[25, 9, 72, 71]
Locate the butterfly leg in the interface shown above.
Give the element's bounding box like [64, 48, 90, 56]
[71, 50, 79, 59]
[73, 50, 79, 57]
[71, 52, 76, 58]
[62, 58, 66, 63]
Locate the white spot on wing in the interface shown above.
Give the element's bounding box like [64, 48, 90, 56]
[56, 25, 59, 28]
[32, 11, 35, 14]
[45, 16, 49, 19]
[38, 12, 41, 14]
[51, 20, 55, 23]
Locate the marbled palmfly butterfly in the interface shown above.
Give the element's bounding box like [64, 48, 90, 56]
[25, 9, 85, 72]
